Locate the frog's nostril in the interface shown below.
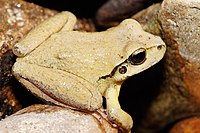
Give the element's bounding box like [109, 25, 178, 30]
[157, 45, 163, 50]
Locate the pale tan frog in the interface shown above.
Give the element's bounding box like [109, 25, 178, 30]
[12, 11, 166, 132]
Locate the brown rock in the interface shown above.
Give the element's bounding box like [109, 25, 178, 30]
[169, 117, 200, 133]
[95, 0, 162, 27]
[0, 0, 57, 120]
[131, 0, 200, 132]
[132, 3, 162, 36]
[0, 86, 21, 119]
[0, 104, 118, 133]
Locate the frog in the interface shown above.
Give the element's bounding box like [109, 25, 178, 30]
[12, 11, 166, 132]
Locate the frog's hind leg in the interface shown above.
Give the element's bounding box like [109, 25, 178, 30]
[13, 61, 102, 112]
[13, 11, 76, 57]
[105, 84, 133, 132]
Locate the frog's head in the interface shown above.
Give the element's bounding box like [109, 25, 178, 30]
[111, 38, 166, 83]
[99, 19, 166, 83]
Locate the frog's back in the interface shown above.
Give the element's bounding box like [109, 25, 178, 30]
[18, 31, 124, 85]
[16, 19, 165, 86]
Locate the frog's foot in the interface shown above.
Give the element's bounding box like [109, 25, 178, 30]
[12, 61, 102, 112]
[13, 11, 76, 57]
[105, 85, 133, 132]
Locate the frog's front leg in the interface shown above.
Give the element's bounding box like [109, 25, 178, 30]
[13, 11, 76, 57]
[105, 84, 133, 132]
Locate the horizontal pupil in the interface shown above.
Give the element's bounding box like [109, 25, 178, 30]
[129, 51, 146, 65]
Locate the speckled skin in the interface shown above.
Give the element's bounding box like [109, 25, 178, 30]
[12, 11, 166, 132]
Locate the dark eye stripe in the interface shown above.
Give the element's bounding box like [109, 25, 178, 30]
[99, 60, 127, 79]
[99, 48, 147, 80]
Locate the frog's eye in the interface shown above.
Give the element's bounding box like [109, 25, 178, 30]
[128, 48, 146, 65]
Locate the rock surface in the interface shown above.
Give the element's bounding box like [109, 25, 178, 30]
[95, 0, 162, 27]
[169, 117, 200, 133]
[131, 0, 200, 132]
[0, 104, 117, 133]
